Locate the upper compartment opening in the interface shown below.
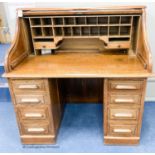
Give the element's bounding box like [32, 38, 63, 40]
[28, 15, 140, 55]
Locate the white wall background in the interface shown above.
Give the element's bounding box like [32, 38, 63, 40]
[2, 1, 155, 101]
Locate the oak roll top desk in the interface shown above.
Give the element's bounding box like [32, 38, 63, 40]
[3, 6, 153, 145]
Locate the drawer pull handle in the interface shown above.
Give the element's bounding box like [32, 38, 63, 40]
[42, 45, 46, 48]
[115, 85, 137, 90]
[18, 85, 38, 89]
[27, 127, 45, 132]
[114, 113, 133, 118]
[114, 98, 134, 103]
[21, 98, 41, 103]
[25, 113, 43, 118]
[113, 128, 132, 133]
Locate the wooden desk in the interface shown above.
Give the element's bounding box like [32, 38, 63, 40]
[4, 6, 152, 145]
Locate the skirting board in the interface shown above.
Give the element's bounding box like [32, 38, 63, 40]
[145, 97, 155, 102]
[145, 77, 155, 102]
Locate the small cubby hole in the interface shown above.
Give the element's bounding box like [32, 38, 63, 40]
[109, 16, 120, 24]
[109, 26, 119, 35]
[73, 27, 81, 36]
[30, 18, 41, 26]
[42, 18, 52, 25]
[121, 16, 132, 24]
[64, 27, 72, 36]
[120, 26, 131, 35]
[86, 17, 97, 25]
[109, 37, 130, 41]
[32, 27, 42, 37]
[98, 17, 108, 24]
[82, 27, 90, 36]
[43, 27, 53, 36]
[53, 18, 63, 25]
[64, 17, 75, 25]
[99, 26, 108, 35]
[76, 17, 86, 25]
[90, 27, 98, 36]
[54, 27, 63, 36]
[34, 38, 54, 42]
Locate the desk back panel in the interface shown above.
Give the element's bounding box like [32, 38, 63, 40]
[58, 78, 103, 103]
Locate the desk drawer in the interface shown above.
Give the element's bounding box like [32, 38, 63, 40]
[108, 124, 137, 137]
[15, 94, 47, 105]
[12, 79, 46, 92]
[109, 80, 143, 91]
[17, 106, 49, 120]
[34, 42, 53, 49]
[109, 108, 139, 120]
[109, 94, 141, 105]
[20, 122, 51, 135]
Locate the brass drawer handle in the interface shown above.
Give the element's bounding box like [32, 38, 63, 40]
[114, 98, 134, 103]
[115, 85, 137, 90]
[27, 127, 45, 132]
[25, 113, 43, 118]
[21, 98, 41, 103]
[18, 84, 38, 89]
[113, 128, 132, 133]
[113, 113, 133, 118]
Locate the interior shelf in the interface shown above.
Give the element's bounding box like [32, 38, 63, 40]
[30, 15, 136, 38]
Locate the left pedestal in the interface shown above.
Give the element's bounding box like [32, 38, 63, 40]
[8, 78, 62, 144]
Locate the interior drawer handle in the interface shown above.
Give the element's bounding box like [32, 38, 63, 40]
[114, 98, 134, 103]
[115, 85, 137, 90]
[25, 113, 43, 118]
[42, 45, 46, 48]
[18, 84, 38, 89]
[113, 113, 133, 118]
[21, 98, 41, 103]
[27, 127, 45, 132]
[113, 128, 132, 133]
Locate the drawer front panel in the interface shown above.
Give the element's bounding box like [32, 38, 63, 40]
[109, 124, 137, 137]
[20, 122, 51, 135]
[34, 42, 53, 49]
[109, 94, 141, 105]
[15, 94, 47, 105]
[109, 80, 143, 91]
[105, 41, 130, 49]
[12, 79, 46, 92]
[17, 106, 49, 120]
[109, 108, 139, 120]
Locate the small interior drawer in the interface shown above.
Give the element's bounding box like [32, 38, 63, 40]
[109, 108, 139, 120]
[108, 80, 143, 91]
[108, 124, 137, 137]
[34, 42, 54, 49]
[105, 41, 130, 49]
[12, 79, 46, 92]
[17, 106, 49, 120]
[15, 94, 47, 105]
[20, 122, 51, 135]
[109, 94, 141, 105]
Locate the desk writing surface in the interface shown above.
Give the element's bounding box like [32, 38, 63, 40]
[4, 52, 150, 78]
